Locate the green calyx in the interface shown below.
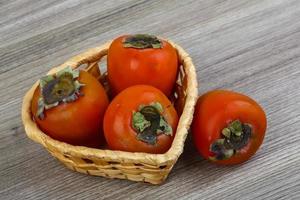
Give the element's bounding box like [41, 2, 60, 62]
[123, 34, 162, 49]
[209, 120, 252, 161]
[36, 66, 84, 119]
[132, 102, 172, 145]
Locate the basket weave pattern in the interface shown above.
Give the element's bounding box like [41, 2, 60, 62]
[22, 40, 198, 184]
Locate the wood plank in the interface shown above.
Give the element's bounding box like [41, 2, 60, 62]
[1, 0, 300, 199]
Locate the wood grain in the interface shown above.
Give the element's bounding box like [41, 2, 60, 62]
[1, 0, 300, 199]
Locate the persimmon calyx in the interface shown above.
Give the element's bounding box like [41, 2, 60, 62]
[123, 34, 162, 49]
[36, 66, 84, 119]
[132, 102, 172, 145]
[209, 120, 252, 161]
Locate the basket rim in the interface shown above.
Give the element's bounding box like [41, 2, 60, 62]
[21, 39, 198, 166]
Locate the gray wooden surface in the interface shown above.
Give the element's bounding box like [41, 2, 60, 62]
[1, 0, 300, 199]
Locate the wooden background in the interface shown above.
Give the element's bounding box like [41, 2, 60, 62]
[1, 0, 300, 199]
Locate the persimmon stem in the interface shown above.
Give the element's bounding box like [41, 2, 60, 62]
[209, 120, 252, 161]
[132, 102, 172, 145]
[37, 67, 84, 119]
[123, 34, 162, 49]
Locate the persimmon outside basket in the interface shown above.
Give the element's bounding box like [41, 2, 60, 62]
[22, 39, 198, 184]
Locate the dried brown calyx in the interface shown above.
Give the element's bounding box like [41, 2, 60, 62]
[132, 102, 172, 145]
[36, 67, 84, 119]
[123, 34, 162, 49]
[209, 120, 252, 161]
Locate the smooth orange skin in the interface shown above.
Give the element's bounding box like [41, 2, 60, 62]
[31, 71, 109, 148]
[192, 90, 267, 165]
[103, 85, 178, 154]
[107, 35, 178, 97]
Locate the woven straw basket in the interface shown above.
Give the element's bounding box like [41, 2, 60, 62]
[22, 39, 198, 184]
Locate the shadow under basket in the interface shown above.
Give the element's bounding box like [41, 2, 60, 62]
[22, 40, 198, 184]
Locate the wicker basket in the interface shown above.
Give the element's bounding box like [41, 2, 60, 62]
[22, 40, 198, 184]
